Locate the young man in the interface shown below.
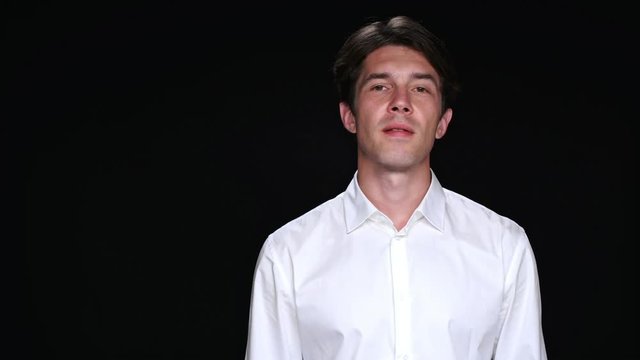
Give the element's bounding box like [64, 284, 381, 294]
[245, 15, 547, 360]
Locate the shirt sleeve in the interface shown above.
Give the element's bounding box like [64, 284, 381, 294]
[494, 228, 548, 360]
[245, 236, 302, 360]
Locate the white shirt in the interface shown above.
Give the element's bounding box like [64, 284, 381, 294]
[245, 170, 547, 360]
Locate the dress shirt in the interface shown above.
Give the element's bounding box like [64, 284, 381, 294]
[245, 170, 547, 360]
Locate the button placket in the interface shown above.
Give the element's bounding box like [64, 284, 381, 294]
[390, 233, 411, 359]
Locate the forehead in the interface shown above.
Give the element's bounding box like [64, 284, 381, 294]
[360, 45, 439, 81]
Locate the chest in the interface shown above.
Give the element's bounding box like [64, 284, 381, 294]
[293, 231, 504, 337]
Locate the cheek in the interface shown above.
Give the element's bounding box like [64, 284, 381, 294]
[359, 93, 390, 109]
[360, 99, 388, 119]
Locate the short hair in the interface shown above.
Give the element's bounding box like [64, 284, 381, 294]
[333, 15, 460, 115]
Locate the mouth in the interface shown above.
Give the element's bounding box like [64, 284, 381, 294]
[383, 128, 413, 133]
[383, 124, 414, 136]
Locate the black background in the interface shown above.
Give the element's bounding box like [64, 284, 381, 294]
[5, 1, 637, 359]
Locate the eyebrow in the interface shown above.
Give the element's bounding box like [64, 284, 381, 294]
[362, 72, 438, 84]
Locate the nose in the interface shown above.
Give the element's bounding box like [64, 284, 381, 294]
[388, 91, 412, 114]
[390, 104, 411, 113]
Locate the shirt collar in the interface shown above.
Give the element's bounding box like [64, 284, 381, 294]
[343, 169, 446, 233]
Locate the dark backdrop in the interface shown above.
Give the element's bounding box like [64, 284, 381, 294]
[5, 1, 637, 359]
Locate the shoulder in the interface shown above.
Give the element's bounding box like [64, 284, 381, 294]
[442, 187, 529, 252]
[263, 192, 345, 252]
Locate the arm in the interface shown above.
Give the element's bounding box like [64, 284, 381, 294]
[494, 229, 547, 360]
[245, 237, 302, 360]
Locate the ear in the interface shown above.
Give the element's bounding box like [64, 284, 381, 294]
[339, 102, 357, 134]
[435, 108, 453, 139]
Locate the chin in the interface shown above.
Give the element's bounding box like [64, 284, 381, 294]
[379, 160, 419, 172]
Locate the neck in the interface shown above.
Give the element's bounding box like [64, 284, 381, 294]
[357, 165, 432, 231]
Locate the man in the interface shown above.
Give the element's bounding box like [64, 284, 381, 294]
[245, 15, 547, 360]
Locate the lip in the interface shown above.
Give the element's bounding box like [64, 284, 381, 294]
[382, 123, 414, 136]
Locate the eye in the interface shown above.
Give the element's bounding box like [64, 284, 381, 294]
[371, 84, 389, 92]
[415, 86, 429, 93]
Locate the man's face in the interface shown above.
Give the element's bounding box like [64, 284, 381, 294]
[340, 45, 452, 172]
